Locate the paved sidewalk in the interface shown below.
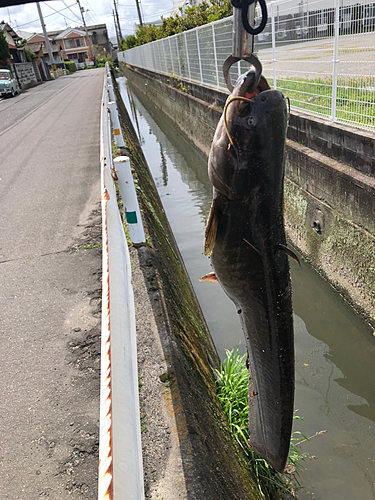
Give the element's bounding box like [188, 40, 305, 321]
[0, 68, 104, 499]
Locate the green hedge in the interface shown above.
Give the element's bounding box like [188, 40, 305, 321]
[64, 60, 77, 74]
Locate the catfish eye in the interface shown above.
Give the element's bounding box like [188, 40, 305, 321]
[248, 117, 256, 126]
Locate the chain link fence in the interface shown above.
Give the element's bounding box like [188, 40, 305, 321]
[119, 0, 375, 131]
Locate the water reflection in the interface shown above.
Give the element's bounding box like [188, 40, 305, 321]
[117, 76, 375, 500]
[159, 145, 168, 187]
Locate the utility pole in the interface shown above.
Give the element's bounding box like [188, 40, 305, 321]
[113, 9, 120, 47]
[76, 0, 94, 62]
[135, 0, 143, 27]
[36, 2, 58, 79]
[113, 0, 123, 41]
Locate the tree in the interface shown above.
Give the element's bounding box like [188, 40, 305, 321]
[0, 30, 10, 67]
[120, 35, 137, 51]
[120, 0, 233, 50]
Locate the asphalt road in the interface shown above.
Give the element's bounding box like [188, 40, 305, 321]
[0, 68, 104, 499]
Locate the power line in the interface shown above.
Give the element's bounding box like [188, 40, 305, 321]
[61, 0, 82, 22]
[84, 0, 102, 24]
[15, 3, 78, 29]
[43, 2, 80, 25]
[119, 8, 172, 22]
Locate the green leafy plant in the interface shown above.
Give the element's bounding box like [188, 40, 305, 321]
[215, 349, 326, 498]
[119, 0, 233, 49]
[64, 60, 77, 74]
[0, 29, 10, 67]
[24, 47, 35, 63]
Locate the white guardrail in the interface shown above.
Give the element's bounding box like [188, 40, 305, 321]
[98, 62, 145, 500]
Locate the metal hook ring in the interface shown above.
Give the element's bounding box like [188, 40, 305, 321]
[222, 53, 262, 93]
[241, 0, 268, 35]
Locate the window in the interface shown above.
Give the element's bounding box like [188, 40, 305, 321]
[75, 38, 83, 47]
[65, 39, 75, 49]
[67, 53, 77, 60]
[0, 71, 11, 80]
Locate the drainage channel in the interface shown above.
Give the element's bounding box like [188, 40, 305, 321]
[117, 75, 375, 500]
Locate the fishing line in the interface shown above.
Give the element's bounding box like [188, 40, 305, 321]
[223, 95, 252, 150]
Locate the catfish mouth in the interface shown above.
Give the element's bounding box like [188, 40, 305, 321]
[236, 71, 271, 99]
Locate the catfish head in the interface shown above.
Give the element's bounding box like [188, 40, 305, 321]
[208, 70, 288, 201]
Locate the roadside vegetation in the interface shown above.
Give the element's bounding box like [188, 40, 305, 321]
[279, 76, 375, 130]
[120, 0, 233, 50]
[216, 349, 326, 499]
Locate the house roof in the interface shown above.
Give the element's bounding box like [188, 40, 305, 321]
[16, 29, 36, 41]
[54, 28, 90, 39]
[26, 42, 44, 54]
[42, 45, 62, 55]
[0, 22, 21, 41]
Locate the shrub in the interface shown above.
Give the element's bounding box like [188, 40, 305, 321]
[64, 60, 77, 73]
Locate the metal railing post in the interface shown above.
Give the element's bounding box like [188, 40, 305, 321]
[108, 101, 125, 148]
[271, 1, 277, 90]
[176, 36, 182, 77]
[212, 24, 220, 88]
[331, 0, 340, 122]
[169, 38, 175, 75]
[184, 32, 191, 81]
[114, 156, 146, 245]
[196, 29, 203, 84]
[162, 40, 168, 74]
[108, 84, 115, 102]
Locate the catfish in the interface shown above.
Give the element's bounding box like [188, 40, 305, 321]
[203, 69, 295, 472]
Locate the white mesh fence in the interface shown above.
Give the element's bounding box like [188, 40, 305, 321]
[119, 0, 375, 131]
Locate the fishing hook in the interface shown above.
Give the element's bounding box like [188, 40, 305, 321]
[223, 53, 262, 94]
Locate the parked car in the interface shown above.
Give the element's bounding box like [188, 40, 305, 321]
[0, 69, 18, 98]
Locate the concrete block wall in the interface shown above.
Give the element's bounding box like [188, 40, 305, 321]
[120, 63, 375, 327]
[13, 62, 38, 90]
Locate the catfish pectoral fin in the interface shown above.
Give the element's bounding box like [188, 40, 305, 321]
[199, 272, 218, 283]
[278, 243, 301, 266]
[204, 199, 218, 256]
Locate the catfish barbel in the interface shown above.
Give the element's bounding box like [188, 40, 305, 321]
[202, 69, 295, 472]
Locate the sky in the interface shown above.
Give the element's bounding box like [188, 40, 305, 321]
[0, 0, 174, 39]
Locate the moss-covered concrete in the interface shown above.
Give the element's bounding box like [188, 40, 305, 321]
[112, 74, 264, 499]
[119, 62, 375, 328]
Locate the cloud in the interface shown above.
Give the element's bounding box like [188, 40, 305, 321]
[0, 0, 174, 39]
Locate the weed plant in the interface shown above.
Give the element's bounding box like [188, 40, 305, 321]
[215, 349, 311, 499]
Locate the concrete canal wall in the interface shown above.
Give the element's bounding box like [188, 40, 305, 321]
[112, 75, 264, 499]
[119, 63, 375, 328]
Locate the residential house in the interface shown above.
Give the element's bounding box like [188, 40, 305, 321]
[25, 33, 64, 75]
[24, 41, 51, 81]
[0, 22, 26, 63]
[82, 24, 112, 55]
[54, 27, 93, 69]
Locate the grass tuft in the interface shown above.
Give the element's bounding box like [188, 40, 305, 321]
[215, 349, 325, 498]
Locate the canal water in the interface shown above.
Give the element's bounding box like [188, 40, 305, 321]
[117, 76, 375, 500]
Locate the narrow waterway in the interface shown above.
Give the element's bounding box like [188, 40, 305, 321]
[118, 76, 375, 500]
